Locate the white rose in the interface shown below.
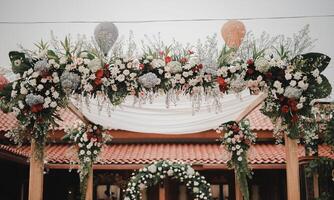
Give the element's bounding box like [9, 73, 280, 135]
[294, 72, 303, 80]
[148, 165, 157, 173]
[123, 69, 130, 76]
[312, 69, 320, 77]
[37, 84, 44, 91]
[238, 156, 243, 161]
[18, 101, 25, 109]
[151, 59, 165, 68]
[59, 57, 68, 65]
[50, 101, 57, 108]
[285, 73, 292, 80]
[87, 58, 101, 72]
[20, 87, 28, 95]
[273, 81, 282, 89]
[182, 71, 189, 78]
[297, 103, 303, 109]
[117, 74, 125, 82]
[80, 150, 85, 155]
[289, 80, 297, 87]
[52, 92, 59, 99]
[255, 57, 270, 73]
[316, 76, 323, 84]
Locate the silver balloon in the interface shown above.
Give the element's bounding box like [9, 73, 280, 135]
[94, 22, 119, 56]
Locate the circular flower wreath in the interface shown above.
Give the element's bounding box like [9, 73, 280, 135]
[63, 123, 112, 200]
[216, 119, 256, 200]
[124, 160, 212, 200]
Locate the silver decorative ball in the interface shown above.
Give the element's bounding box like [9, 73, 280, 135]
[94, 22, 119, 56]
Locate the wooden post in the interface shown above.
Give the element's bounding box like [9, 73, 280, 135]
[85, 166, 93, 200]
[159, 183, 166, 200]
[235, 172, 243, 200]
[285, 135, 301, 200]
[28, 139, 44, 200]
[313, 173, 319, 198]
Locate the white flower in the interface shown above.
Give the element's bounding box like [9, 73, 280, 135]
[41, 78, 47, 83]
[277, 88, 284, 94]
[273, 81, 282, 89]
[167, 169, 174, 176]
[186, 167, 195, 176]
[193, 187, 199, 193]
[255, 57, 270, 73]
[130, 72, 137, 79]
[80, 150, 85, 155]
[284, 86, 303, 99]
[117, 74, 125, 82]
[148, 165, 157, 173]
[175, 74, 182, 80]
[111, 84, 117, 91]
[151, 59, 165, 68]
[316, 76, 323, 84]
[300, 96, 306, 103]
[298, 81, 309, 90]
[285, 73, 292, 80]
[37, 84, 44, 91]
[289, 80, 297, 87]
[312, 69, 320, 77]
[44, 97, 51, 105]
[297, 103, 303, 109]
[87, 151, 91, 155]
[165, 73, 171, 79]
[20, 87, 28, 95]
[182, 71, 189, 78]
[180, 78, 185, 84]
[294, 72, 303, 80]
[167, 61, 182, 74]
[50, 101, 57, 108]
[18, 101, 25, 109]
[237, 157, 243, 161]
[87, 58, 101, 72]
[123, 69, 130, 76]
[13, 59, 21, 67]
[52, 91, 59, 99]
[27, 68, 34, 75]
[158, 69, 164, 75]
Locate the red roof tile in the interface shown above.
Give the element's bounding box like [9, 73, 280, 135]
[0, 109, 81, 131]
[0, 143, 332, 165]
[247, 105, 274, 131]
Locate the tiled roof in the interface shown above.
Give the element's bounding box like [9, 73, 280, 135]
[0, 105, 274, 132]
[0, 109, 81, 131]
[0, 143, 333, 165]
[247, 105, 274, 131]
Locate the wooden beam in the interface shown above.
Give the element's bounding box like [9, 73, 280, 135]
[28, 139, 44, 200]
[67, 101, 91, 124]
[235, 172, 243, 200]
[284, 135, 301, 200]
[313, 173, 319, 198]
[85, 166, 93, 200]
[235, 93, 267, 123]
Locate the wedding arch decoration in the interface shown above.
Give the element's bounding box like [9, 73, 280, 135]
[63, 123, 112, 200]
[123, 160, 212, 200]
[0, 22, 332, 200]
[216, 119, 256, 200]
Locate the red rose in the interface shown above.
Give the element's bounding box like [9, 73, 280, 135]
[104, 64, 110, 69]
[265, 72, 272, 79]
[95, 69, 104, 79]
[281, 105, 289, 113]
[247, 59, 254, 65]
[180, 58, 188, 63]
[246, 68, 254, 75]
[94, 78, 102, 86]
[159, 51, 164, 56]
[31, 104, 43, 113]
[279, 96, 285, 102]
[139, 64, 145, 70]
[165, 56, 172, 63]
[197, 64, 203, 70]
[217, 77, 226, 85]
[292, 114, 299, 123]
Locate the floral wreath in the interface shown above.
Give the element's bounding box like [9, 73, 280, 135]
[216, 119, 256, 200]
[63, 123, 112, 200]
[124, 160, 212, 200]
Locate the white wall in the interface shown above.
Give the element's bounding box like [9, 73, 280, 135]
[0, 0, 333, 97]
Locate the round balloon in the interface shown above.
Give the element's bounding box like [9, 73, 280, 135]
[221, 20, 246, 48]
[94, 22, 119, 56]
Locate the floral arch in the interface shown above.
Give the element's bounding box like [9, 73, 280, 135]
[124, 160, 212, 200]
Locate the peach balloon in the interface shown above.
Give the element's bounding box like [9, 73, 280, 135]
[221, 20, 246, 48]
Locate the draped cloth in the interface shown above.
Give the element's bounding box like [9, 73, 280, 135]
[73, 90, 259, 134]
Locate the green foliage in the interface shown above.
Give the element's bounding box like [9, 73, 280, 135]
[325, 113, 334, 148]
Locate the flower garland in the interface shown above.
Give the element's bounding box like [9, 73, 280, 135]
[124, 160, 212, 200]
[216, 120, 256, 200]
[63, 123, 112, 200]
[0, 46, 67, 159]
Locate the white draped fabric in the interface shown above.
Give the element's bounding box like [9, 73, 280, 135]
[74, 90, 259, 134]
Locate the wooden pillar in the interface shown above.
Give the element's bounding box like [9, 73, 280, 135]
[235, 172, 243, 200]
[85, 166, 93, 200]
[285, 135, 301, 200]
[159, 184, 166, 200]
[28, 139, 44, 200]
[313, 173, 319, 198]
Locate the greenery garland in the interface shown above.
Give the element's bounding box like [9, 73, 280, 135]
[124, 160, 212, 200]
[63, 123, 112, 200]
[216, 120, 256, 200]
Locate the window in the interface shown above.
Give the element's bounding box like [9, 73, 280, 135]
[96, 185, 121, 200]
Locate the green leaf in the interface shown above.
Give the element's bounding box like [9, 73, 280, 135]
[294, 52, 331, 72]
[308, 75, 332, 99]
